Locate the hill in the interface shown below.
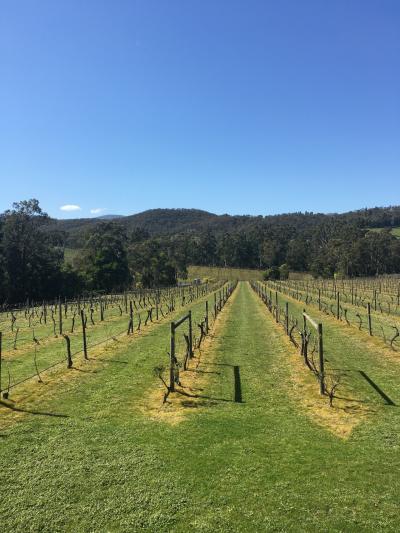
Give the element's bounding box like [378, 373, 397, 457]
[47, 205, 400, 248]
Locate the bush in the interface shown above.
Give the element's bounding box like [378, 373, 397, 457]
[279, 263, 289, 280]
[263, 266, 280, 280]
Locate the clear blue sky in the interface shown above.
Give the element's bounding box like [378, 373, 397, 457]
[1, 0, 399, 219]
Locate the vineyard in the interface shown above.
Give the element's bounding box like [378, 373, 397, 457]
[2, 280, 400, 531]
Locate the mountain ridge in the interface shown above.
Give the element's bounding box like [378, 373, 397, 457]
[47, 205, 400, 248]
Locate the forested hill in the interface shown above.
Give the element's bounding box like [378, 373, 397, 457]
[1, 200, 400, 304]
[48, 205, 400, 247]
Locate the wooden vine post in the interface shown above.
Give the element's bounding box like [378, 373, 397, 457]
[205, 300, 209, 334]
[63, 334, 73, 368]
[0, 332, 2, 395]
[285, 302, 289, 335]
[80, 309, 88, 360]
[188, 310, 193, 358]
[127, 301, 134, 334]
[367, 303, 372, 336]
[58, 298, 63, 335]
[318, 323, 325, 395]
[169, 322, 176, 392]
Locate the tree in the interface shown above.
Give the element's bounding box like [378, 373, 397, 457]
[80, 222, 131, 292]
[263, 266, 280, 280]
[128, 239, 178, 288]
[279, 263, 289, 280]
[2, 199, 63, 302]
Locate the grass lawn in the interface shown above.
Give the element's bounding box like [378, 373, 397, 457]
[1, 282, 400, 531]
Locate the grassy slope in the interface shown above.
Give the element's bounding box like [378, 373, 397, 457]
[1, 283, 400, 531]
[188, 265, 264, 281]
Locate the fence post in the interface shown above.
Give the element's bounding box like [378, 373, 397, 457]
[0, 332, 2, 394]
[285, 302, 289, 335]
[367, 303, 372, 336]
[170, 323, 176, 392]
[58, 297, 63, 335]
[336, 292, 340, 320]
[318, 323, 325, 395]
[80, 310, 88, 360]
[214, 292, 217, 318]
[63, 334, 73, 368]
[205, 300, 209, 334]
[188, 311, 193, 358]
[275, 291, 279, 323]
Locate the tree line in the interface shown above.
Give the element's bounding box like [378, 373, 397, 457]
[1, 199, 400, 304]
[0, 200, 183, 305]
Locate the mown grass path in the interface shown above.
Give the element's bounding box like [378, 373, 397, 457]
[1, 282, 400, 531]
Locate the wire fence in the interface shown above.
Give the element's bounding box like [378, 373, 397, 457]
[0, 281, 226, 397]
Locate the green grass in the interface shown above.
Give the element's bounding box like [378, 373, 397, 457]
[63, 247, 81, 264]
[2, 282, 400, 531]
[368, 226, 400, 238]
[188, 264, 264, 281]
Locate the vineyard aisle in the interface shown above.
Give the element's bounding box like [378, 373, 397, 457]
[1, 282, 400, 531]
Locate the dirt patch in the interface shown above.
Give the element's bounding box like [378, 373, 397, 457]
[253, 290, 372, 439]
[141, 286, 239, 425]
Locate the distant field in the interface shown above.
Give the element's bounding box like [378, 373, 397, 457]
[368, 226, 400, 238]
[63, 247, 80, 264]
[188, 265, 264, 281]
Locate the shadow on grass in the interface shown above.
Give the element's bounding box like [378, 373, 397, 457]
[183, 362, 244, 404]
[72, 367, 98, 374]
[0, 400, 69, 418]
[359, 371, 396, 406]
[96, 358, 128, 365]
[328, 367, 396, 407]
[186, 368, 221, 375]
[176, 388, 236, 403]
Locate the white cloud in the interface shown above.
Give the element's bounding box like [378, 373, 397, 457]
[60, 204, 82, 212]
[90, 208, 106, 214]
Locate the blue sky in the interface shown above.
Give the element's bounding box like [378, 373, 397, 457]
[1, 0, 399, 218]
